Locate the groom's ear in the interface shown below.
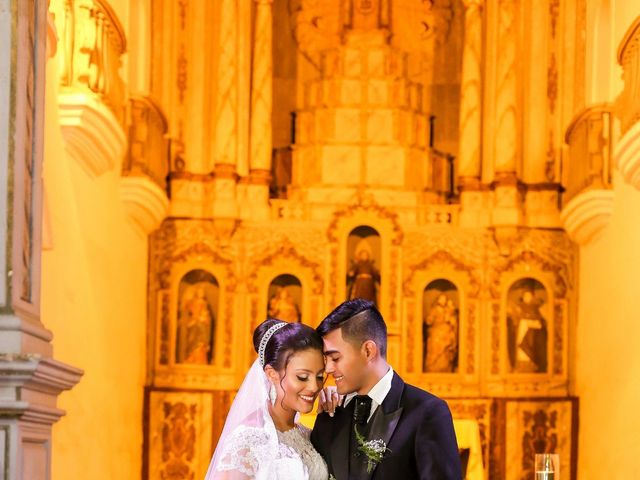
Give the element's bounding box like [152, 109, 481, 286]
[362, 339, 379, 361]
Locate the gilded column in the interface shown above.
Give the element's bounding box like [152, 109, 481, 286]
[458, 0, 483, 186]
[246, 0, 273, 220]
[458, 0, 489, 227]
[213, 0, 239, 221]
[493, 0, 518, 177]
[492, 0, 522, 227]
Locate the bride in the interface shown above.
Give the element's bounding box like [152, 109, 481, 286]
[205, 319, 330, 479]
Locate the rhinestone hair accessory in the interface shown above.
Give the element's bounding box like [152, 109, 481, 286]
[258, 322, 287, 366]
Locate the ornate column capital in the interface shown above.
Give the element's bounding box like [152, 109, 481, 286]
[120, 176, 170, 235]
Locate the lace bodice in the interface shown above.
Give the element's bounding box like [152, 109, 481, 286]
[216, 423, 328, 480]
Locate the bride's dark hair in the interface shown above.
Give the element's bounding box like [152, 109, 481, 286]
[253, 319, 323, 371]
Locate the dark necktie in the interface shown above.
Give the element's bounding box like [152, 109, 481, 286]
[353, 395, 372, 425]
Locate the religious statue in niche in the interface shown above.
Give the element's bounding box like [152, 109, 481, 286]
[346, 226, 381, 305]
[176, 270, 218, 365]
[422, 279, 459, 373]
[507, 278, 548, 373]
[267, 274, 302, 323]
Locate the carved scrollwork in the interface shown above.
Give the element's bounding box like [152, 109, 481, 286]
[247, 239, 324, 295]
[403, 249, 480, 297]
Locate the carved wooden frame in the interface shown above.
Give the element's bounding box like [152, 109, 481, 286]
[488, 251, 569, 396]
[326, 203, 403, 331]
[401, 250, 481, 396]
[247, 239, 324, 328]
[153, 241, 238, 389]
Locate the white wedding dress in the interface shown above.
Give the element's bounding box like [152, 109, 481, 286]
[215, 422, 328, 479]
[205, 360, 329, 480]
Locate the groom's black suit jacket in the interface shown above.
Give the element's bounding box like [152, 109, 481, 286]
[311, 372, 462, 480]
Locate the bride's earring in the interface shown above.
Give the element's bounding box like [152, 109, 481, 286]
[269, 384, 277, 406]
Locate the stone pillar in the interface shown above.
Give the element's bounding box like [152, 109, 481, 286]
[0, 1, 82, 478]
[246, 0, 273, 221]
[458, 0, 483, 182]
[458, 0, 489, 227]
[492, 0, 522, 227]
[213, 0, 240, 224]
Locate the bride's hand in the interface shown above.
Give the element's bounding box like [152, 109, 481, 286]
[317, 386, 341, 417]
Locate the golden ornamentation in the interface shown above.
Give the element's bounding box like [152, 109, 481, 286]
[406, 302, 415, 373]
[160, 401, 197, 480]
[326, 201, 403, 307]
[521, 408, 558, 478]
[160, 291, 171, 365]
[553, 303, 563, 375]
[563, 105, 614, 204]
[490, 250, 569, 300]
[151, 220, 237, 370]
[491, 302, 500, 374]
[55, 0, 127, 122]
[403, 250, 480, 297]
[126, 96, 170, 190]
[466, 302, 476, 374]
[389, 248, 399, 324]
[247, 239, 323, 295]
[326, 202, 404, 245]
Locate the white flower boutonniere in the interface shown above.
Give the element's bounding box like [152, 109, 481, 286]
[329, 475, 336, 480]
[354, 425, 392, 473]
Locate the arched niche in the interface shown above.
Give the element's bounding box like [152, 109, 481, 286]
[422, 279, 460, 374]
[175, 269, 219, 365]
[267, 274, 303, 323]
[346, 225, 382, 305]
[506, 277, 549, 374]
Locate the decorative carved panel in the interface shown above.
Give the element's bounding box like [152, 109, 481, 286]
[147, 391, 214, 480]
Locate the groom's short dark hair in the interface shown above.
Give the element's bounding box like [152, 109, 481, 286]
[317, 299, 387, 358]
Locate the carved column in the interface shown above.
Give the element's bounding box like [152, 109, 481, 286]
[458, 0, 488, 227]
[491, 0, 522, 226]
[493, 0, 518, 176]
[246, 0, 273, 221]
[458, 0, 483, 183]
[213, 0, 240, 223]
[521, 0, 561, 228]
[0, 1, 82, 478]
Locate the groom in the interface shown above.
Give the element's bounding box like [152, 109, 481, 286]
[311, 299, 462, 479]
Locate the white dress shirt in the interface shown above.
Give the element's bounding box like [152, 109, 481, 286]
[343, 366, 394, 423]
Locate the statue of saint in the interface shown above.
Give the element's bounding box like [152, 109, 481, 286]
[424, 293, 458, 373]
[177, 286, 214, 364]
[508, 289, 547, 373]
[268, 286, 301, 323]
[347, 239, 380, 304]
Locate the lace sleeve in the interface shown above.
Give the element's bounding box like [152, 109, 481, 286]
[216, 426, 272, 478]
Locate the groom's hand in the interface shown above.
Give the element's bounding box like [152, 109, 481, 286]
[317, 386, 341, 417]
